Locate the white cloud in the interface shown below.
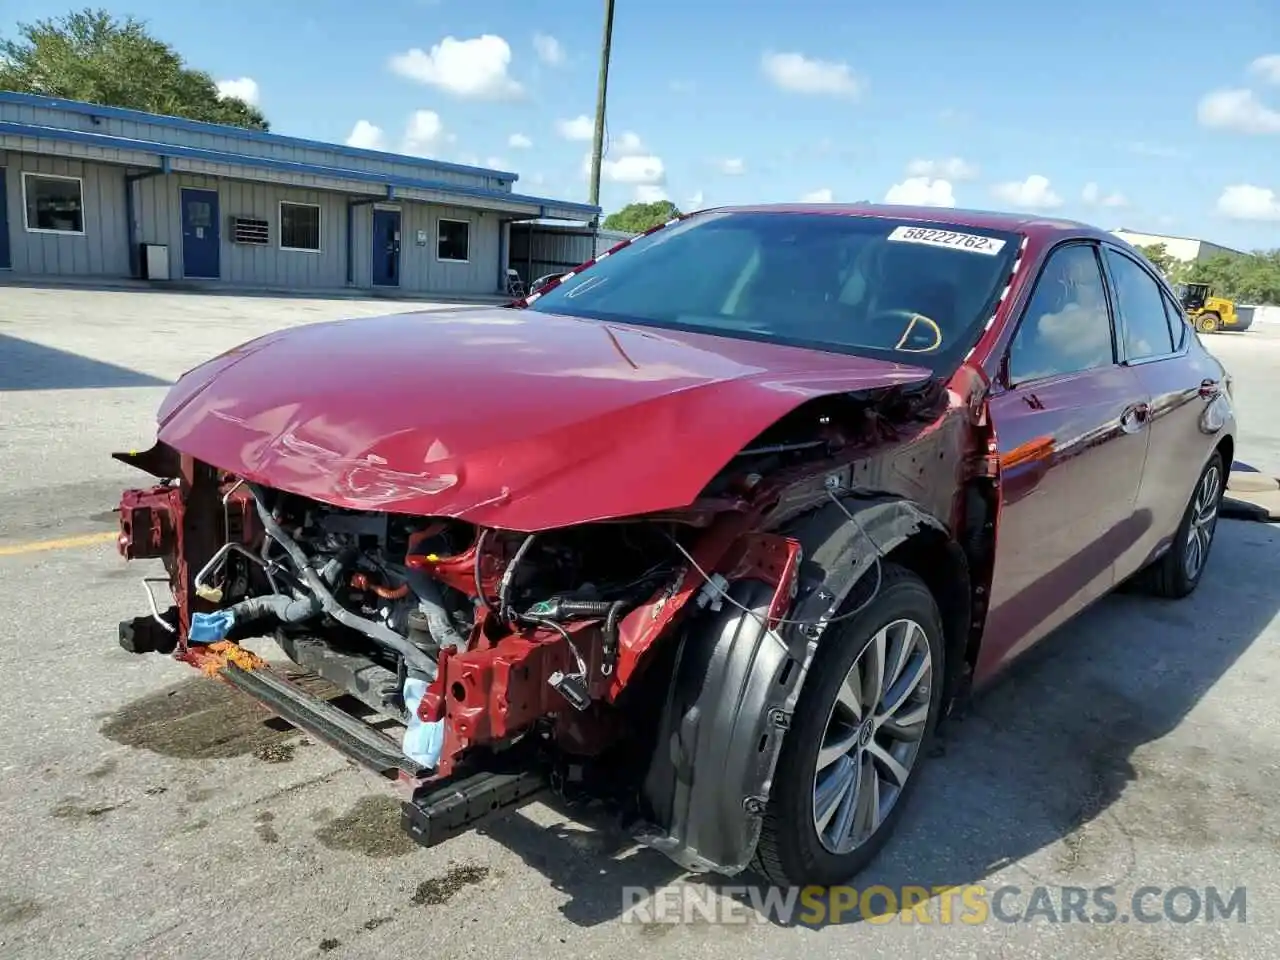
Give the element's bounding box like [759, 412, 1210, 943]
[1197, 88, 1280, 134]
[390, 35, 523, 99]
[556, 115, 594, 140]
[801, 188, 834, 203]
[717, 158, 746, 175]
[991, 175, 1063, 210]
[884, 177, 956, 207]
[486, 156, 509, 170]
[533, 32, 564, 66]
[508, 132, 532, 148]
[688, 190, 705, 209]
[1215, 184, 1280, 220]
[603, 154, 665, 185]
[1250, 54, 1280, 84]
[905, 157, 978, 181]
[215, 77, 259, 105]
[578, 130, 664, 188]
[1081, 182, 1128, 207]
[401, 110, 452, 155]
[610, 130, 645, 155]
[345, 120, 386, 150]
[635, 184, 669, 203]
[761, 51, 861, 97]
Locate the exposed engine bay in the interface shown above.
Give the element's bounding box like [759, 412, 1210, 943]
[189, 481, 685, 764]
[114, 370, 991, 877]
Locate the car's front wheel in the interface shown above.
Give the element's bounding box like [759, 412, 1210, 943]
[1197, 312, 1221, 334]
[752, 563, 944, 887]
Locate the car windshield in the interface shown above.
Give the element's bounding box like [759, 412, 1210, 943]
[526, 210, 1021, 372]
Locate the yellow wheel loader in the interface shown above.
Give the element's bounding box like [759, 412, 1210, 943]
[1176, 282, 1245, 333]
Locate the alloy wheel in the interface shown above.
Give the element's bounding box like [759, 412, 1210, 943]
[812, 617, 933, 855]
[1184, 462, 1221, 581]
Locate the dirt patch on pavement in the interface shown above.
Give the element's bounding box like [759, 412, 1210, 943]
[314, 795, 417, 858]
[99, 677, 296, 760]
[410, 864, 490, 905]
[0, 895, 43, 927]
[255, 810, 281, 844]
[51, 797, 128, 821]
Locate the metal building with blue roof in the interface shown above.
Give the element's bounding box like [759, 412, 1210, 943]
[0, 91, 600, 296]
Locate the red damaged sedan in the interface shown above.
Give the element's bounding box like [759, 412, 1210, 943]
[113, 204, 1235, 887]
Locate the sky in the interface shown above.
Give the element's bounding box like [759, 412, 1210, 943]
[6, 0, 1280, 249]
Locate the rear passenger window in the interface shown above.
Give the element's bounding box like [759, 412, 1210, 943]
[1104, 248, 1175, 360]
[1007, 244, 1114, 384]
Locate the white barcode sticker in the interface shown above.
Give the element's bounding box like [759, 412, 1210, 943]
[887, 225, 1007, 255]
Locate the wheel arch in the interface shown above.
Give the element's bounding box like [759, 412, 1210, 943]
[1213, 433, 1234, 478]
[634, 493, 966, 877]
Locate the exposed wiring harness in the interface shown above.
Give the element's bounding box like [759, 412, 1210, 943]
[661, 487, 884, 631]
[472, 528, 493, 614]
[498, 533, 538, 623]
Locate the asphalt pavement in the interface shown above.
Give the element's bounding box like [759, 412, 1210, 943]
[1, 287, 1278, 960]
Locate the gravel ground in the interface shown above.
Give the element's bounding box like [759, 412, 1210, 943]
[1, 288, 1277, 960]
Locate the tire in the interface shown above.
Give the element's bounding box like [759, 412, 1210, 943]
[1197, 312, 1220, 334]
[752, 563, 945, 887]
[1139, 450, 1225, 599]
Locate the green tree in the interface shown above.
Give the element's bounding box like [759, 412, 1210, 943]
[1186, 251, 1280, 305]
[1134, 242, 1177, 277]
[603, 200, 682, 234]
[0, 8, 269, 130]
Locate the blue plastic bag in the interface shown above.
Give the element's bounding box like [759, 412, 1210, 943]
[401, 676, 445, 769]
[189, 609, 237, 643]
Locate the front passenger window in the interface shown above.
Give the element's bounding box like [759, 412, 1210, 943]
[1007, 244, 1114, 384]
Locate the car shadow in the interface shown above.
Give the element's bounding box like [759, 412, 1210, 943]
[476, 519, 1280, 928]
[0, 334, 171, 391]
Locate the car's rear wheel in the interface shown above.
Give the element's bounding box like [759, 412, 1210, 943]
[1197, 312, 1221, 334]
[752, 563, 944, 887]
[1139, 450, 1225, 599]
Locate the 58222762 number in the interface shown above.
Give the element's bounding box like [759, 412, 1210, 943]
[887, 225, 1007, 256]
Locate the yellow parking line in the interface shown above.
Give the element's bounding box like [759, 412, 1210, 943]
[0, 530, 119, 557]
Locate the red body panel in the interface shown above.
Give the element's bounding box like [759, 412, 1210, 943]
[979, 365, 1152, 675]
[154, 307, 932, 531]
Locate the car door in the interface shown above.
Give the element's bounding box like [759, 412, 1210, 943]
[977, 241, 1152, 679]
[1099, 244, 1225, 578]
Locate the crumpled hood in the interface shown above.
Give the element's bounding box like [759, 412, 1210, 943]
[156, 307, 932, 530]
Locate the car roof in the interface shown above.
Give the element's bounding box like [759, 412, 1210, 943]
[698, 203, 1112, 244]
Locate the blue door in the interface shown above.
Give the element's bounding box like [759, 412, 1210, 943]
[371, 208, 401, 287]
[180, 187, 220, 279]
[0, 168, 10, 270]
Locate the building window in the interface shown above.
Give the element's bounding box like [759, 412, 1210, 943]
[438, 218, 470, 262]
[23, 173, 85, 235]
[280, 201, 321, 252]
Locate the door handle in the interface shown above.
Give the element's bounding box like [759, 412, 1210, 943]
[1120, 403, 1148, 433]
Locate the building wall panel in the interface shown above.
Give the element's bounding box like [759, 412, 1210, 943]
[1, 152, 129, 276]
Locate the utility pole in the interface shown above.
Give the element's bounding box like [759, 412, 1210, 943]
[587, 0, 615, 224]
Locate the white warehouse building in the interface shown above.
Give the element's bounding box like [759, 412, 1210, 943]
[0, 92, 600, 297]
[1111, 228, 1248, 264]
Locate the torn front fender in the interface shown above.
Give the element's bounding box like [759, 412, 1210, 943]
[636, 494, 950, 876]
